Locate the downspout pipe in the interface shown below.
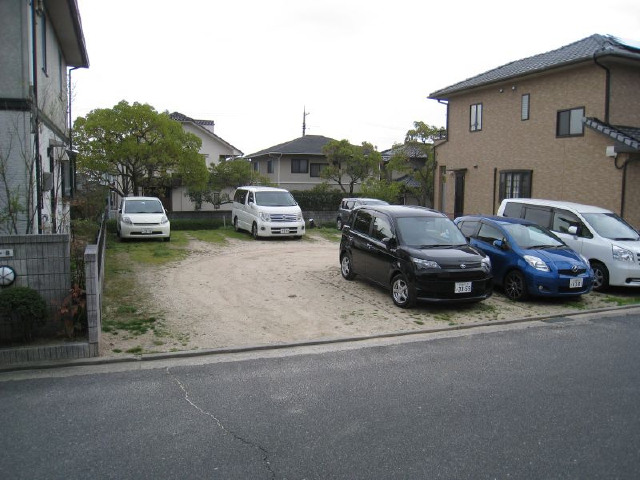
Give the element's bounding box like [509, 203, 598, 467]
[593, 51, 611, 123]
[31, 0, 42, 234]
[68, 66, 81, 198]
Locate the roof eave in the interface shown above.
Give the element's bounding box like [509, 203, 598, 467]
[45, 0, 89, 67]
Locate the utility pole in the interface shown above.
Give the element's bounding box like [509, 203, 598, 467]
[302, 107, 310, 136]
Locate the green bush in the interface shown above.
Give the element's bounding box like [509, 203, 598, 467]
[291, 190, 345, 211]
[0, 286, 48, 341]
[169, 218, 226, 231]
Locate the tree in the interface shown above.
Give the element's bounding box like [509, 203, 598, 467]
[386, 121, 443, 207]
[321, 140, 381, 194]
[187, 158, 271, 208]
[360, 177, 402, 204]
[73, 101, 209, 198]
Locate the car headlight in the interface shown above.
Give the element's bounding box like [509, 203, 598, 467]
[412, 258, 440, 270]
[121, 216, 133, 225]
[612, 245, 634, 263]
[524, 255, 549, 272]
[580, 254, 590, 267]
[259, 212, 271, 222]
[481, 256, 492, 273]
[160, 215, 169, 225]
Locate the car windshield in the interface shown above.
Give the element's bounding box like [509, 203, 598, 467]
[124, 200, 164, 214]
[582, 213, 640, 241]
[396, 216, 467, 247]
[503, 223, 564, 249]
[255, 191, 297, 207]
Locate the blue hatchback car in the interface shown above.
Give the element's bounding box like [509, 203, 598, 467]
[454, 215, 594, 300]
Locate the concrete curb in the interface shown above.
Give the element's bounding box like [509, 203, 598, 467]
[2, 303, 639, 374]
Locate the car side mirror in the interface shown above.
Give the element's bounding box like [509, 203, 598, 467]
[384, 237, 397, 249]
[493, 239, 507, 250]
[567, 225, 578, 235]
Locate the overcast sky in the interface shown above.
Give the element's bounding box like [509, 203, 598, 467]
[72, 0, 640, 155]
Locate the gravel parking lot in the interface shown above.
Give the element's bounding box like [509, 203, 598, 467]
[101, 232, 627, 356]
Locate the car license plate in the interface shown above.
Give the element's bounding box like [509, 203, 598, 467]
[141, 228, 152, 234]
[455, 282, 472, 293]
[280, 228, 290, 234]
[569, 278, 583, 288]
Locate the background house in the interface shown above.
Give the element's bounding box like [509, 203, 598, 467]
[168, 112, 243, 211]
[380, 145, 431, 206]
[246, 135, 340, 191]
[428, 34, 640, 227]
[0, 0, 89, 234]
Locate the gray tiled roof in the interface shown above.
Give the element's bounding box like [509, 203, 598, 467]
[169, 112, 215, 127]
[429, 34, 640, 99]
[247, 135, 336, 158]
[584, 118, 640, 151]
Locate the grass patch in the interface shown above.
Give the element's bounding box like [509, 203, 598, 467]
[306, 227, 342, 242]
[103, 316, 158, 335]
[188, 226, 252, 244]
[601, 295, 640, 307]
[125, 346, 143, 354]
[108, 231, 190, 264]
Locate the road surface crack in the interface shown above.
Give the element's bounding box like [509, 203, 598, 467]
[166, 368, 275, 479]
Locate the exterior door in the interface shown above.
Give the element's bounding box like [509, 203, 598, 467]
[454, 171, 465, 218]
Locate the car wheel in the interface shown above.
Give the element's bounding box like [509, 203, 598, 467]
[337, 217, 343, 230]
[251, 223, 260, 240]
[391, 273, 416, 308]
[163, 237, 171, 242]
[340, 253, 356, 280]
[590, 261, 609, 291]
[233, 216, 239, 232]
[504, 270, 528, 301]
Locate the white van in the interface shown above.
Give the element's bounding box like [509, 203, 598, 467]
[232, 186, 305, 239]
[497, 198, 640, 291]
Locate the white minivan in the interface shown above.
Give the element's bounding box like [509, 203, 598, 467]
[232, 186, 305, 239]
[497, 198, 640, 291]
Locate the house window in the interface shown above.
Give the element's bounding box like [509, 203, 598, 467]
[253, 161, 259, 172]
[291, 158, 308, 174]
[499, 170, 532, 201]
[557, 107, 585, 137]
[267, 159, 273, 174]
[310, 163, 327, 177]
[521, 94, 530, 121]
[470, 103, 482, 131]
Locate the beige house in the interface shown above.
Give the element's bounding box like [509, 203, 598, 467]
[428, 34, 640, 228]
[168, 112, 243, 211]
[246, 135, 338, 191]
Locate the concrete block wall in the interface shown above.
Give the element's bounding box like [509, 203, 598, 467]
[0, 234, 70, 340]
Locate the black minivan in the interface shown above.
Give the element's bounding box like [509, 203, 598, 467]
[339, 205, 493, 308]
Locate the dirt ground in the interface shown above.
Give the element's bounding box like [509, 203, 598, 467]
[100, 233, 624, 356]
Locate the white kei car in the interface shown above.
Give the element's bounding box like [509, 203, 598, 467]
[116, 196, 170, 241]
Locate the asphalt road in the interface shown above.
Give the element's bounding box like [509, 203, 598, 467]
[1, 311, 639, 479]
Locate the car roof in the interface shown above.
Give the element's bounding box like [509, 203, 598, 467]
[342, 197, 386, 202]
[501, 198, 612, 214]
[456, 215, 537, 227]
[123, 196, 162, 201]
[237, 186, 289, 192]
[359, 205, 445, 218]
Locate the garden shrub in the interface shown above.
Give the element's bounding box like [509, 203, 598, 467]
[0, 286, 48, 341]
[291, 190, 345, 211]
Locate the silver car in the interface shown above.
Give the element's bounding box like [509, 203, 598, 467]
[116, 196, 170, 241]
